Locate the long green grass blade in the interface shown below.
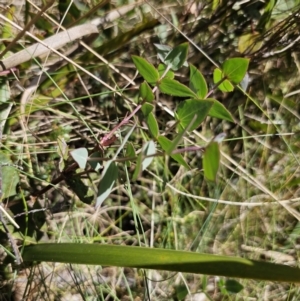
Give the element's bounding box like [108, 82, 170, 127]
[22, 243, 300, 283]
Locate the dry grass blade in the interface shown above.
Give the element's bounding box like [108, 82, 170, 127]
[0, 23, 98, 71]
[0, 0, 55, 59]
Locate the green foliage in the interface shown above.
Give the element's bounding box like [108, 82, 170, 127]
[175, 99, 213, 132]
[203, 141, 220, 182]
[159, 78, 197, 97]
[4, 1, 300, 298]
[23, 243, 300, 283]
[96, 160, 118, 207]
[132, 55, 159, 85]
[189, 64, 208, 98]
[139, 81, 154, 103]
[222, 58, 250, 84]
[213, 68, 234, 92]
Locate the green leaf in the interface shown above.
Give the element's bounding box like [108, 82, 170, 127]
[222, 58, 250, 84]
[189, 64, 207, 98]
[141, 103, 159, 138]
[141, 103, 154, 116]
[164, 42, 189, 71]
[23, 243, 300, 283]
[70, 147, 88, 169]
[157, 64, 174, 79]
[125, 143, 136, 167]
[213, 68, 234, 92]
[175, 99, 213, 132]
[96, 160, 118, 207]
[132, 55, 159, 85]
[224, 279, 244, 293]
[159, 78, 197, 98]
[146, 112, 159, 138]
[174, 285, 188, 300]
[158, 136, 189, 169]
[203, 141, 220, 182]
[0, 153, 19, 198]
[140, 81, 154, 103]
[209, 99, 234, 122]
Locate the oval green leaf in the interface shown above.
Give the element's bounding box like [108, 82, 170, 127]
[132, 55, 159, 85]
[140, 81, 154, 103]
[175, 99, 213, 132]
[189, 64, 208, 98]
[203, 141, 220, 182]
[141, 103, 154, 116]
[146, 112, 159, 138]
[159, 78, 197, 98]
[208, 99, 234, 122]
[213, 68, 234, 92]
[222, 58, 250, 84]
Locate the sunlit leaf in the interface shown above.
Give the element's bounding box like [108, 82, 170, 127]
[70, 147, 88, 169]
[238, 33, 262, 54]
[222, 58, 250, 84]
[213, 68, 234, 92]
